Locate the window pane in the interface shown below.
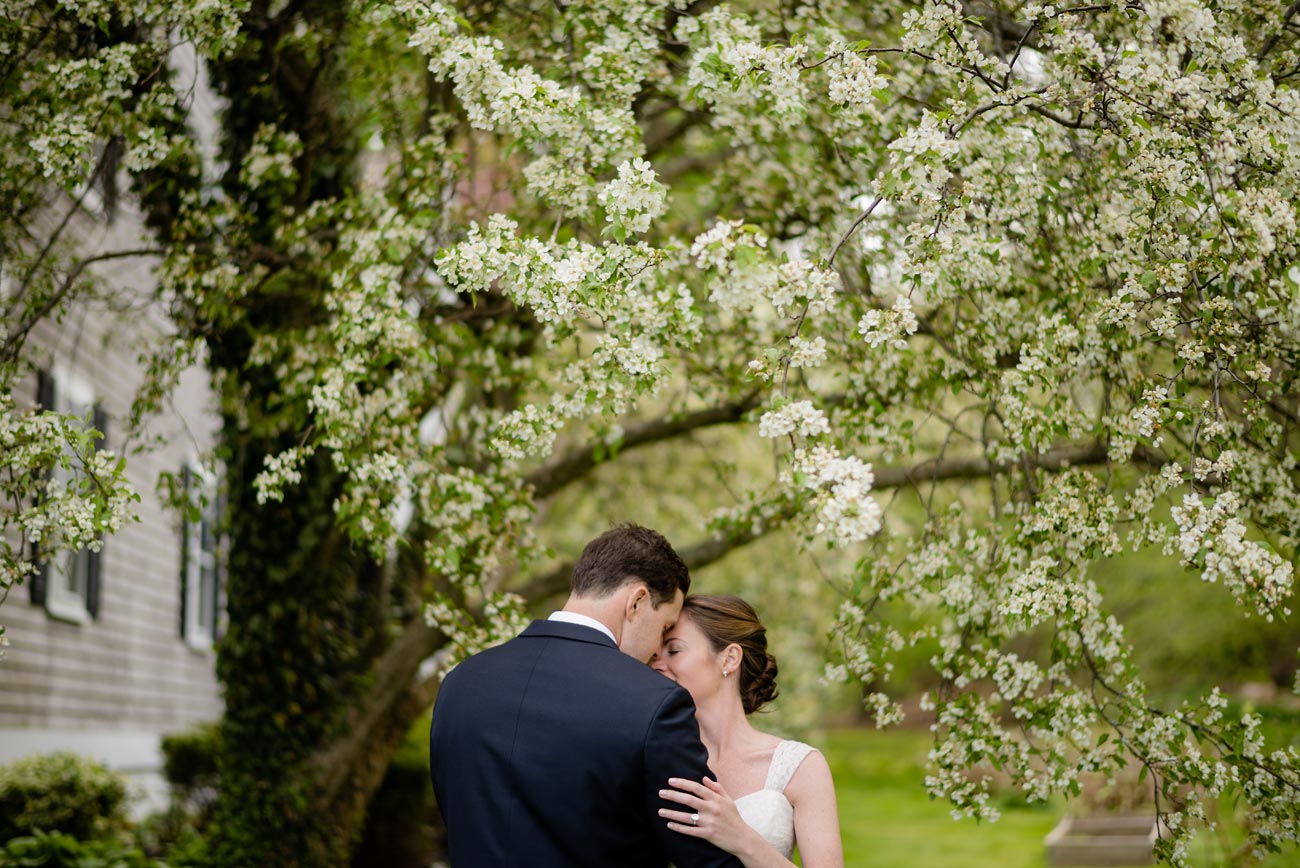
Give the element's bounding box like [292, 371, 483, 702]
[199, 564, 216, 632]
[60, 549, 89, 598]
[201, 515, 216, 555]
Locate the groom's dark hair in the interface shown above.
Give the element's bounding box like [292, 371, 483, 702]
[571, 523, 690, 606]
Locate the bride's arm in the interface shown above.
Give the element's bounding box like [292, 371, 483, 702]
[659, 777, 798, 868]
[785, 750, 844, 868]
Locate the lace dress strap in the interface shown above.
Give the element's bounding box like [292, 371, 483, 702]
[763, 740, 816, 793]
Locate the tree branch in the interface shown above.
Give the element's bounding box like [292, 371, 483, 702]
[1259, 0, 1300, 60]
[526, 392, 762, 499]
[514, 509, 792, 603]
[643, 109, 709, 158]
[309, 616, 445, 803]
[518, 442, 1164, 602]
[872, 442, 1129, 489]
[2, 247, 163, 366]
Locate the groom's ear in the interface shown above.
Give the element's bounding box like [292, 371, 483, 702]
[624, 583, 649, 619]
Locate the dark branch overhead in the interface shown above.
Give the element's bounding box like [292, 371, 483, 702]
[516, 440, 1168, 601]
[526, 391, 763, 499]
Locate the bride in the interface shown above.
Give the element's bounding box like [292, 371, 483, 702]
[651, 595, 845, 868]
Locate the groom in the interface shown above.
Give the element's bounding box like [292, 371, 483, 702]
[429, 524, 743, 868]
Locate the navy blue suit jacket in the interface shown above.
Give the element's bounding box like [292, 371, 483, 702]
[429, 619, 744, 868]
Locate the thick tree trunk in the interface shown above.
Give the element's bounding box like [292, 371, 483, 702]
[209, 426, 387, 867]
[201, 4, 382, 860]
[309, 621, 447, 854]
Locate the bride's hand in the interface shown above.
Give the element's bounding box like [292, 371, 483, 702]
[659, 776, 759, 856]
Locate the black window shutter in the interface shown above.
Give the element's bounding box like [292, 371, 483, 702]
[29, 370, 55, 607]
[179, 465, 192, 638]
[212, 488, 226, 641]
[84, 403, 109, 619]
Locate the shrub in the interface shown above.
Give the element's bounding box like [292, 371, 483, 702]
[159, 723, 219, 818]
[0, 754, 129, 843]
[132, 806, 209, 866]
[136, 723, 222, 865]
[0, 830, 163, 868]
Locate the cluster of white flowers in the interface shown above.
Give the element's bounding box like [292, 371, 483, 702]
[25, 44, 146, 185]
[827, 49, 884, 111]
[787, 335, 827, 368]
[998, 556, 1068, 625]
[785, 444, 882, 546]
[1108, 385, 1170, 460]
[882, 112, 961, 206]
[857, 295, 920, 349]
[690, 219, 769, 312]
[254, 446, 312, 504]
[1170, 491, 1294, 618]
[432, 210, 704, 464]
[757, 400, 830, 440]
[572, 3, 663, 102]
[402, 1, 576, 134]
[675, 8, 808, 145]
[1021, 470, 1122, 561]
[425, 590, 531, 672]
[774, 258, 841, 317]
[689, 220, 842, 323]
[0, 385, 138, 657]
[597, 158, 667, 237]
[417, 465, 536, 583]
[397, 0, 640, 214]
[240, 124, 302, 191]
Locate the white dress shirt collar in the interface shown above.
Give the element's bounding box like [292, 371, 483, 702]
[548, 611, 617, 644]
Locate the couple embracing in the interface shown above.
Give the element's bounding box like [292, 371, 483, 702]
[429, 524, 844, 868]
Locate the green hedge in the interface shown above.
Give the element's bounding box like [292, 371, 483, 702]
[0, 753, 129, 844]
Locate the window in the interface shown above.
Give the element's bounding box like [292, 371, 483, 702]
[180, 463, 222, 649]
[31, 365, 105, 623]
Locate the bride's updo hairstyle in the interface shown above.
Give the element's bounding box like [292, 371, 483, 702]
[682, 595, 779, 714]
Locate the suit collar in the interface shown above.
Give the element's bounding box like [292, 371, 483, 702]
[547, 611, 616, 643]
[521, 619, 619, 650]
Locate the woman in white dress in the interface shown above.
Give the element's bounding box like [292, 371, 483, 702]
[651, 595, 845, 868]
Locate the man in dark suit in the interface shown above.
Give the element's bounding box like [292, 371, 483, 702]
[429, 524, 744, 868]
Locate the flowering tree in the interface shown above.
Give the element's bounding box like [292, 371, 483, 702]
[4, 0, 1300, 864]
[0, 0, 245, 657]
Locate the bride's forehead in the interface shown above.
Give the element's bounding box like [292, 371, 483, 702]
[667, 614, 705, 640]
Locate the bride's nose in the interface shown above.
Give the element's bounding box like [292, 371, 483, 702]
[649, 652, 667, 673]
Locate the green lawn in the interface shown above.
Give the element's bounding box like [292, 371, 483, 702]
[822, 728, 1300, 868]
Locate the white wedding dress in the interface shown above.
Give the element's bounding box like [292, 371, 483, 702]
[733, 740, 816, 860]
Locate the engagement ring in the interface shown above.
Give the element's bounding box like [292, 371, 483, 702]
[690, 813, 699, 826]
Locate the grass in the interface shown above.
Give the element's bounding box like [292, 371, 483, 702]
[824, 728, 1058, 868]
[821, 728, 1300, 868]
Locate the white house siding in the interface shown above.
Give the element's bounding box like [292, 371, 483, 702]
[0, 175, 222, 812]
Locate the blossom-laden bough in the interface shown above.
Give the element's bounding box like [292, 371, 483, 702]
[5, 0, 1300, 862]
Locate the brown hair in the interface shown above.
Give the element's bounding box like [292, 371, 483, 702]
[682, 595, 779, 714]
[571, 523, 690, 607]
